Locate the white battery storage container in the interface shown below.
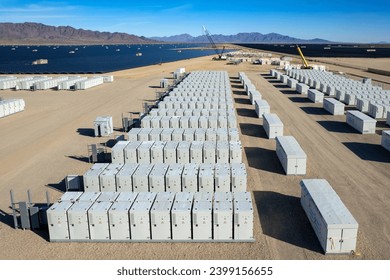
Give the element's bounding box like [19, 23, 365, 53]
[130, 200, 153, 240]
[214, 164, 231, 192]
[231, 163, 247, 192]
[137, 141, 154, 163]
[171, 201, 192, 240]
[192, 200, 213, 240]
[115, 163, 139, 191]
[254, 99, 270, 118]
[99, 164, 124, 192]
[161, 128, 174, 141]
[163, 141, 179, 164]
[165, 163, 184, 192]
[183, 128, 195, 141]
[47, 201, 74, 241]
[233, 201, 254, 240]
[228, 128, 240, 141]
[150, 200, 173, 240]
[137, 128, 152, 141]
[127, 129, 141, 141]
[83, 163, 109, 192]
[88, 201, 112, 240]
[109, 201, 132, 240]
[160, 116, 171, 128]
[381, 130, 390, 152]
[171, 128, 184, 141]
[346, 110, 377, 134]
[111, 141, 129, 163]
[276, 136, 307, 175]
[216, 141, 229, 163]
[287, 78, 298, 89]
[132, 164, 153, 191]
[263, 113, 284, 139]
[194, 128, 206, 141]
[300, 179, 359, 254]
[198, 163, 215, 192]
[296, 83, 309, 95]
[323, 98, 345, 115]
[216, 128, 228, 141]
[124, 141, 142, 163]
[148, 164, 169, 192]
[213, 201, 233, 240]
[182, 163, 199, 192]
[208, 117, 218, 129]
[198, 116, 209, 129]
[150, 116, 161, 128]
[205, 128, 217, 141]
[148, 128, 163, 141]
[67, 201, 95, 240]
[203, 141, 216, 163]
[229, 141, 242, 163]
[177, 141, 191, 163]
[179, 116, 190, 128]
[150, 141, 166, 163]
[308, 89, 324, 103]
[170, 116, 180, 129]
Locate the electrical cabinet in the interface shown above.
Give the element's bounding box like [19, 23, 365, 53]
[83, 163, 108, 192]
[171, 201, 192, 240]
[213, 201, 233, 240]
[47, 201, 74, 241]
[124, 141, 142, 163]
[231, 163, 247, 192]
[149, 164, 169, 192]
[182, 163, 199, 192]
[216, 141, 229, 163]
[68, 201, 94, 240]
[203, 141, 216, 163]
[137, 141, 154, 163]
[111, 141, 130, 163]
[148, 128, 163, 141]
[99, 163, 123, 192]
[229, 141, 242, 163]
[192, 200, 212, 240]
[233, 201, 254, 240]
[183, 128, 195, 141]
[214, 164, 231, 192]
[163, 141, 179, 164]
[198, 163, 215, 192]
[130, 200, 153, 241]
[150, 141, 166, 163]
[132, 164, 153, 191]
[150, 200, 173, 240]
[88, 201, 112, 240]
[172, 128, 184, 141]
[177, 142, 190, 163]
[115, 163, 139, 191]
[165, 163, 184, 192]
[190, 141, 203, 163]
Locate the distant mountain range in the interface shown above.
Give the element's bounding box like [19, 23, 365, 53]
[0, 22, 155, 44]
[150, 32, 330, 43]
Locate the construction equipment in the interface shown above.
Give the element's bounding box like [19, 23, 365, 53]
[296, 45, 313, 69]
[202, 26, 227, 60]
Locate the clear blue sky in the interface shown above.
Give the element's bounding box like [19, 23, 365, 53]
[1, 0, 389, 43]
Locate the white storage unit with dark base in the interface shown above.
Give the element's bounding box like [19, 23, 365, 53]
[300, 179, 359, 254]
[83, 163, 109, 192]
[68, 201, 94, 240]
[192, 200, 212, 240]
[124, 141, 142, 163]
[150, 200, 173, 240]
[171, 201, 192, 240]
[254, 99, 270, 118]
[231, 163, 247, 192]
[214, 163, 231, 192]
[99, 164, 124, 192]
[109, 201, 132, 240]
[276, 136, 307, 175]
[323, 98, 345, 115]
[177, 141, 190, 163]
[148, 164, 169, 192]
[308, 89, 324, 103]
[132, 164, 153, 191]
[88, 201, 112, 240]
[296, 83, 309, 95]
[381, 130, 390, 152]
[115, 163, 139, 191]
[47, 201, 74, 241]
[263, 113, 284, 139]
[213, 201, 233, 240]
[94, 116, 113, 137]
[165, 163, 184, 192]
[111, 141, 130, 163]
[198, 163, 215, 192]
[346, 110, 377, 134]
[130, 200, 153, 241]
[233, 200, 254, 240]
[182, 163, 199, 192]
[163, 141, 179, 164]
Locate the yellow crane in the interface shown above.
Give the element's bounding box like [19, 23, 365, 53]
[296, 45, 313, 69]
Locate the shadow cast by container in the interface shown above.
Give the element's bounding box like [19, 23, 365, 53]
[234, 97, 251, 105]
[253, 191, 323, 253]
[236, 108, 258, 118]
[300, 107, 327, 115]
[288, 97, 311, 103]
[317, 120, 357, 134]
[244, 147, 284, 175]
[239, 123, 267, 138]
[342, 142, 390, 163]
[77, 128, 95, 137]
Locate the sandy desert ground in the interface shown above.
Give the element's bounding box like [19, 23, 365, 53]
[0, 53, 389, 260]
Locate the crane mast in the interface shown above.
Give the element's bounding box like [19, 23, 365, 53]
[202, 26, 226, 60]
[296, 45, 312, 69]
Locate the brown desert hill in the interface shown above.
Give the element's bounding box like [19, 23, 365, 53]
[0, 22, 156, 45]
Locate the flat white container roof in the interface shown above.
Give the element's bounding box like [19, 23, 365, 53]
[48, 201, 74, 212]
[84, 163, 109, 177]
[194, 192, 213, 201]
[233, 192, 252, 202]
[263, 113, 283, 125]
[96, 192, 119, 202]
[214, 201, 233, 211]
[78, 192, 101, 202]
[214, 191, 233, 202]
[301, 179, 358, 228]
[131, 200, 153, 211]
[347, 110, 377, 122]
[109, 201, 132, 212]
[234, 200, 253, 212]
[193, 200, 212, 211]
[136, 192, 156, 202]
[276, 136, 307, 159]
[151, 200, 173, 212]
[112, 141, 130, 150]
[116, 163, 139, 175]
[100, 164, 124, 176]
[68, 201, 94, 213]
[172, 201, 192, 212]
[59, 191, 83, 202]
[89, 201, 112, 212]
[115, 192, 139, 202]
[174, 192, 194, 202]
[155, 192, 175, 202]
